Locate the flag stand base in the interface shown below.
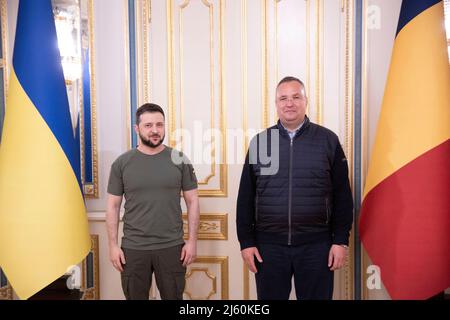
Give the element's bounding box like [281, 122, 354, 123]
[28, 275, 82, 300]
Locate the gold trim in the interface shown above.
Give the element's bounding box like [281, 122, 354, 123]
[242, 0, 249, 154]
[167, 0, 227, 197]
[361, 0, 368, 214]
[65, 0, 98, 198]
[344, 0, 354, 188]
[273, 0, 280, 122]
[188, 256, 228, 300]
[134, 0, 150, 104]
[88, 0, 99, 198]
[306, 0, 311, 103]
[243, 263, 250, 300]
[135, 1, 142, 105]
[79, 79, 85, 184]
[1, 0, 9, 99]
[183, 213, 228, 240]
[124, 0, 132, 150]
[143, 0, 150, 102]
[343, 0, 355, 300]
[361, 0, 369, 300]
[0, 285, 13, 300]
[218, 0, 227, 198]
[148, 0, 152, 24]
[274, 0, 281, 82]
[262, 0, 269, 129]
[315, 0, 324, 125]
[0, 260, 13, 300]
[179, 0, 216, 185]
[167, 0, 176, 146]
[178, 0, 187, 153]
[184, 268, 217, 300]
[81, 234, 100, 300]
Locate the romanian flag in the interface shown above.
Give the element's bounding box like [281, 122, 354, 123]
[360, 0, 450, 299]
[0, 0, 90, 299]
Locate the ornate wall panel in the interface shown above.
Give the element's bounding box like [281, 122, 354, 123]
[0, 0, 11, 299]
[81, 234, 100, 300]
[52, 0, 99, 198]
[167, 0, 227, 197]
[183, 213, 228, 240]
[184, 256, 229, 300]
[130, 0, 227, 197]
[130, 0, 355, 300]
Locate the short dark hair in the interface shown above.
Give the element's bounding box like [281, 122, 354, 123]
[136, 103, 165, 124]
[276, 76, 306, 91]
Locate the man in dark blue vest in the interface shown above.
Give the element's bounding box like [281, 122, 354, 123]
[237, 76, 353, 300]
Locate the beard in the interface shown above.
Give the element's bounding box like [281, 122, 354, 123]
[139, 132, 165, 148]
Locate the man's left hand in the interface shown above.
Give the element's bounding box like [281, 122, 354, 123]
[181, 240, 197, 266]
[328, 244, 348, 271]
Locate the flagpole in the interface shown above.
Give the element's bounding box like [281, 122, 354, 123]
[353, 0, 364, 301]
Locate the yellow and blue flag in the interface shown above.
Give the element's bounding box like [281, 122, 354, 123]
[360, 0, 450, 299]
[0, 0, 90, 299]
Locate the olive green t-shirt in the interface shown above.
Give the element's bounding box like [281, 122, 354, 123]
[107, 147, 198, 250]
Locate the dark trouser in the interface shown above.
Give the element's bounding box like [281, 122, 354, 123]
[255, 241, 334, 300]
[121, 244, 186, 300]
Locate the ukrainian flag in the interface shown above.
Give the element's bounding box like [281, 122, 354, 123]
[360, 0, 450, 299]
[0, 0, 90, 299]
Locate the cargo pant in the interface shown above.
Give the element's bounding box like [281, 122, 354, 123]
[121, 244, 186, 300]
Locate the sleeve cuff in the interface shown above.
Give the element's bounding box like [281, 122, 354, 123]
[332, 233, 350, 246]
[239, 239, 257, 251]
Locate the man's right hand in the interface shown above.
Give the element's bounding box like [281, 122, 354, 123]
[109, 245, 126, 272]
[241, 247, 263, 273]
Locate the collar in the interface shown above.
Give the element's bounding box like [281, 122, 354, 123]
[277, 116, 310, 137]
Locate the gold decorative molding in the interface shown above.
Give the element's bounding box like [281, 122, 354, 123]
[344, 0, 354, 187]
[184, 267, 217, 300]
[80, 0, 99, 198]
[81, 234, 100, 300]
[306, 0, 311, 103]
[167, 0, 176, 146]
[262, 0, 269, 129]
[243, 263, 250, 300]
[343, 0, 355, 300]
[135, 0, 150, 105]
[167, 0, 227, 197]
[216, 0, 228, 198]
[272, 0, 280, 122]
[143, 0, 150, 102]
[124, 0, 132, 151]
[361, 0, 369, 300]
[1, 0, 9, 95]
[179, 0, 216, 185]
[183, 213, 228, 240]
[88, 0, 99, 199]
[0, 271, 12, 300]
[186, 256, 228, 300]
[83, 183, 94, 196]
[241, 0, 249, 154]
[0, 286, 12, 300]
[315, 0, 324, 125]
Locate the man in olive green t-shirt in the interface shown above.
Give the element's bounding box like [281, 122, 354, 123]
[106, 103, 199, 300]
